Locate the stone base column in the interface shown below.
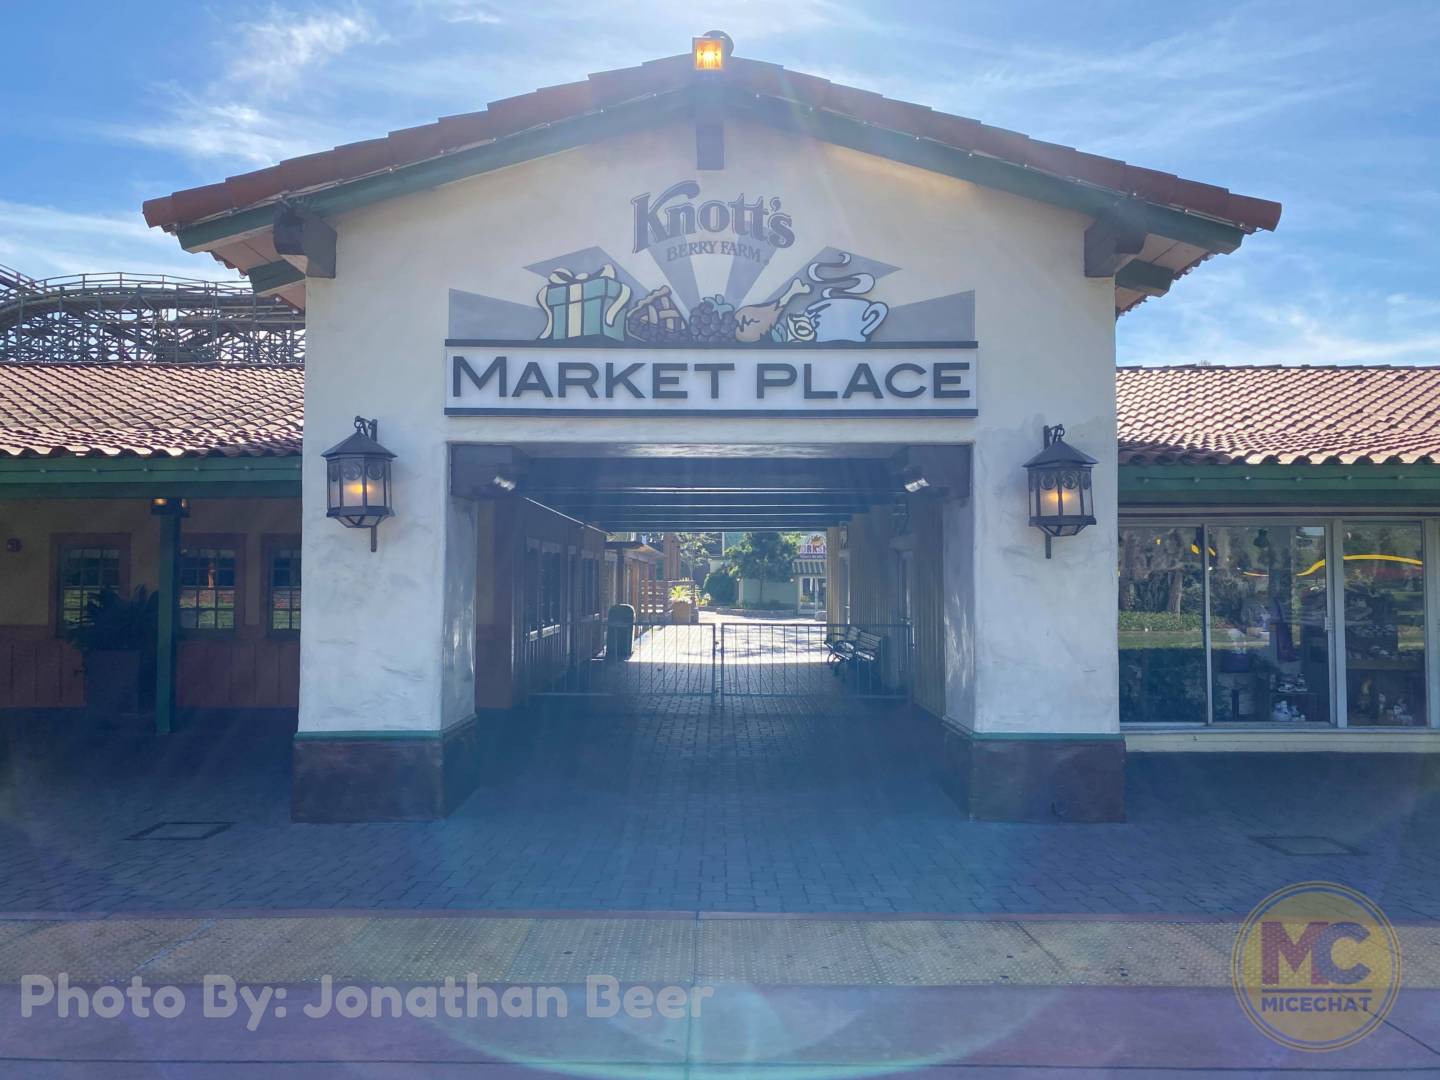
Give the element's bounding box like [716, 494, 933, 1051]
[291, 718, 486, 822]
[941, 727, 1126, 823]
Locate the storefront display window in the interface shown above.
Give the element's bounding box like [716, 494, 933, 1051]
[1208, 525, 1330, 724]
[1117, 526, 1206, 724]
[1344, 523, 1426, 726]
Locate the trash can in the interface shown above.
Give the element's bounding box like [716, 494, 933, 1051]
[606, 603, 635, 661]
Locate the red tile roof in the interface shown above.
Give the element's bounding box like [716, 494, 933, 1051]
[142, 54, 1281, 236]
[0, 363, 303, 458]
[7, 363, 1436, 467]
[1117, 365, 1440, 465]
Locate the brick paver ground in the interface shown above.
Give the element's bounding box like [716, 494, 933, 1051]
[4, 690, 1439, 919]
[6, 911, 1440, 1073]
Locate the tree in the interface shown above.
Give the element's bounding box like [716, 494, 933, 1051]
[726, 531, 798, 604]
[703, 567, 738, 605]
[671, 532, 720, 581]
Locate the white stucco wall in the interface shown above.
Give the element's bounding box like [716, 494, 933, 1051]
[299, 119, 1117, 735]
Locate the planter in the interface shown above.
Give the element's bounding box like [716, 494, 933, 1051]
[83, 649, 141, 714]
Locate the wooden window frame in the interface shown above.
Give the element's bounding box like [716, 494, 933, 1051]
[262, 534, 303, 639]
[51, 532, 131, 637]
[178, 532, 245, 638]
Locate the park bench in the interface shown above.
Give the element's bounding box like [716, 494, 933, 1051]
[848, 630, 885, 686]
[825, 626, 860, 666]
[825, 627, 886, 688]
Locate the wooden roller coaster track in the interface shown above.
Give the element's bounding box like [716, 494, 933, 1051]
[0, 265, 304, 364]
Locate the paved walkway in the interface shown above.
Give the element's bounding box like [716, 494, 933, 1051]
[2, 911, 1439, 1073]
[3, 701, 1440, 919]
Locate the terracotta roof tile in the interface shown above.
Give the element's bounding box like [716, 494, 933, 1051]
[142, 53, 1281, 236]
[6, 364, 1436, 467]
[434, 109, 503, 147]
[330, 137, 397, 182]
[0, 364, 303, 458]
[1117, 365, 1440, 465]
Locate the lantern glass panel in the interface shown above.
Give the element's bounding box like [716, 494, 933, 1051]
[1029, 464, 1094, 536]
[341, 459, 365, 508]
[365, 460, 389, 509]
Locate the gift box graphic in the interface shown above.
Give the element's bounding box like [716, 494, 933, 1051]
[537, 265, 630, 342]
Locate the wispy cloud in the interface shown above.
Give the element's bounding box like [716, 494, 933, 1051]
[107, 95, 334, 168]
[105, 5, 381, 167]
[1121, 258, 1440, 368]
[0, 200, 236, 280]
[803, 15, 1371, 158]
[5, 0, 1436, 373]
[418, 0, 505, 25]
[227, 7, 383, 99]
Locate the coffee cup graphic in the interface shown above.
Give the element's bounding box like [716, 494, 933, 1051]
[804, 297, 888, 342]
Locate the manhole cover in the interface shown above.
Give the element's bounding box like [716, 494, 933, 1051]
[128, 822, 234, 841]
[1251, 835, 1358, 856]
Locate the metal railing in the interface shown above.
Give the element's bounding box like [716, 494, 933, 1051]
[720, 622, 912, 700]
[524, 615, 716, 699]
[522, 616, 912, 705]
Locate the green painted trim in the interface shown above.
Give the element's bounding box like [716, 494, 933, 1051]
[294, 730, 445, 741]
[178, 83, 1247, 258]
[0, 456, 301, 499]
[1123, 463, 1440, 482]
[155, 512, 180, 736]
[178, 206, 275, 253]
[1123, 491, 1440, 508]
[1120, 464, 1440, 508]
[956, 729, 1126, 742]
[0, 482, 300, 500]
[294, 717, 478, 741]
[248, 259, 305, 295]
[1114, 259, 1175, 293]
[0, 456, 300, 476]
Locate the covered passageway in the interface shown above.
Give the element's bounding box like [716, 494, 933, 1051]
[451, 441, 970, 710]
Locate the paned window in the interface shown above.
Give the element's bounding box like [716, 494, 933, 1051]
[180, 546, 238, 631]
[58, 545, 121, 628]
[269, 548, 302, 633]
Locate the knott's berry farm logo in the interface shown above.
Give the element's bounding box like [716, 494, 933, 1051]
[1231, 881, 1401, 1052]
[632, 180, 795, 259]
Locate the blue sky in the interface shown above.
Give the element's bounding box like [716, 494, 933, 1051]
[2, 0, 1437, 366]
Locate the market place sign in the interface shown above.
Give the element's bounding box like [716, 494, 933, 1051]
[443, 182, 979, 416]
[444, 343, 978, 418]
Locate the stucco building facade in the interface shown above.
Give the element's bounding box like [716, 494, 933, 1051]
[5, 39, 1438, 827]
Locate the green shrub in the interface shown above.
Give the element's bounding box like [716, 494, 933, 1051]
[703, 569, 738, 605]
[1118, 610, 1203, 634]
[64, 587, 157, 652]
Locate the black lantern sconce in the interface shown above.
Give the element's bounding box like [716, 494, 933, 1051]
[321, 417, 396, 552]
[1023, 424, 1097, 558]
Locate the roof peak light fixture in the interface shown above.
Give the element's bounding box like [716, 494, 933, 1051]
[691, 31, 733, 169]
[322, 417, 396, 552]
[692, 30, 733, 71]
[1024, 424, 1097, 559]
